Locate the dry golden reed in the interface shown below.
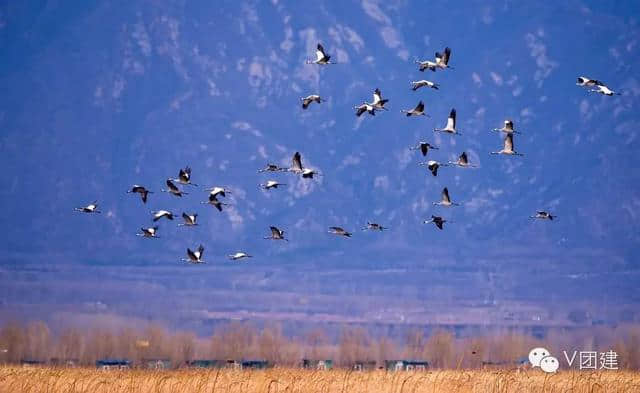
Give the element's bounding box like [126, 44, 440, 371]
[1, 366, 639, 393]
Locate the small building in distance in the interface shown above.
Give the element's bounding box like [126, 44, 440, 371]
[227, 360, 242, 369]
[143, 358, 171, 369]
[20, 359, 45, 368]
[96, 359, 131, 370]
[482, 357, 529, 370]
[187, 359, 241, 369]
[302, 359, 333, 370]
[352, 360, 376, 371]
[187, 360, 225, 369]
[385, 360, 428, 371]
[50, 358, 79, 367]
[241, 360, 270, 370]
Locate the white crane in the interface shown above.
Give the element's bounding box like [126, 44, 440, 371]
[371, 88, 389, 110]
[415, 47, 452, 72]
[434, 108, 460, 135]
[178, 212, 198, 227]
[416, 58, 438, 72]
[354, 102, 376, 117]
[576, 76, 604, 87]
[401, 101, 429, 117]
[328, 226, 352, 237]
[410, 141, 439, 157]
[289, 152, 304, 174]
[301, 169, 320, 179]
[297, 165, 321, 179]
[493, 119, 520, 134]
[411, 80, 439, 91]
[260, 180, 287, 190]
[152, 210, 175, 222]
[419, 160, 447, 176]
[301, 95, 322, 109]
[435, 47, 452, 69]
[289, 152, 321, 179]
[264, 226, 287, 241]
[127, 185, 153, 204]
[137, 226, 159, 238]
[171, 166, 197, 186]
[575, 76, 620, 95]
[589, 84, 620, 96]
[181, 245, 206, 264]
[491, 134, 524, 156]
[201, 194, 229, 212]
[530, 211, 556, 221]
[162, 179, 188, 197]
[258, 163, 287, 173]
[75, 201, 100, 213]
[433, 187, 459, 207]
[362, 222, 387, 231]
[306, 43, 334, 65]
[448, 152, 476, 168]
[228, 252, 253, 261]
[423, 215, 452, 230]
[206, 186, 231, 198]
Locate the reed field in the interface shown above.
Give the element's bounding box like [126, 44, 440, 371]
[1, 366, 639, 393]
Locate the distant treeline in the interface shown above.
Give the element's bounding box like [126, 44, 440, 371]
[1, 320, 639, 369]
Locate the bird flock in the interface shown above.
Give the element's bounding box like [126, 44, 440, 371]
[74, 43, 622, 263]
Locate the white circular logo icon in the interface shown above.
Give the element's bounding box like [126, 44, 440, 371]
[540, 355, 559, 373]
[528, 347, 550, 368]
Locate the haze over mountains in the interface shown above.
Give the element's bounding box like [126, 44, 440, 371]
[1, 1, 639, 336]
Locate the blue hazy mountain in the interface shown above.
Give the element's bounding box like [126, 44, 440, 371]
[1, 1, 639, 333]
